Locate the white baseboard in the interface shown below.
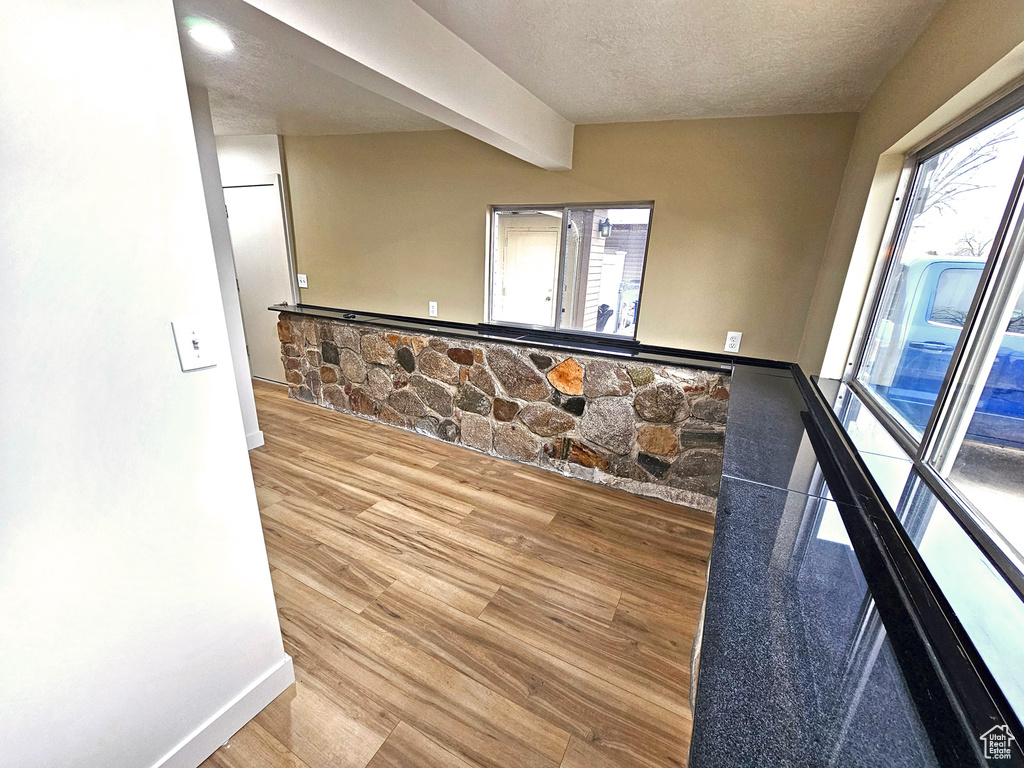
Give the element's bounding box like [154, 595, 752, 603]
[151, 655, 295, 768]
[246, 429, 265, 450]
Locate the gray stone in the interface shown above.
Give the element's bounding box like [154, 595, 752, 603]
[414, 416, 439, 437]
[437, 419, 460, 442]
[410, 374, 454, 417]
[677, 425, 726, 453]
[637, 452, 672, 479]
[396, 346, 415, 373]
[333, 325, 361, 351]
[691, 396, 729, 425]
[461, 413, 493, 452]
[292, 386, 314, 404]
[608, 454, 651, 482]
[304, 369, 321, 394]
[428, 337, 448, 352]
[366, 367, 393, 398]
[666, 450, 725, 495]
[305, 350, 323, 368]
[456, 383, 490, 415]
[493, 423, 540, 462]
[468, 364, 496, 396]
[580, 398, 636, 455]
[627, 365, 655, 387]
[583, 360, 632, 398]
[361, 334, 396, 366]
[634, 382, 689, 423]
[321, 341, 340, 366]
[488, 348, 550, 400]
[519, 403, 575, 437]
[322, 384, 347, 411]
[493, 398, 520, 422]
[338, 348, 366, 384]
[387, 389, 427, 418]
[529, 353, 553, 370]
[418, 349, 460, 384]
[561, 397, 585, 416]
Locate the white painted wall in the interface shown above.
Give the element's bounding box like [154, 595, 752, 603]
[0, 2, 292, 767]
[190, 88, 265, 450]
[216, 134, 284, 186]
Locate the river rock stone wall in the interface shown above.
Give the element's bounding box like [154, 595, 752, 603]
[278, 312, 730, 512]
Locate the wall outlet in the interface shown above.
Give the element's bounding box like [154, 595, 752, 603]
[297, 273, 308, 288]
[171, 319, 216, 372]
[724, 331, 742, 353]
[428, 301, 438, 317]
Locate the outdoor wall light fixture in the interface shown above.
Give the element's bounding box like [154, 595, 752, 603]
[598, 218, 612, 237]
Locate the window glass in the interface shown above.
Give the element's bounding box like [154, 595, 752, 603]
[559, 207, 650, 336]
[489, 204, 651, 336]
[940, 278, 1024, 561]
[490, 209, 562, 328]
[856, 108, 1024, 438]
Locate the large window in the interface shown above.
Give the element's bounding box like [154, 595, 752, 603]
[488, 203, 653, 337]
[851, 90, 1024, 580]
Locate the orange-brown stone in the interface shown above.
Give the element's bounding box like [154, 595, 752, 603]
[277, 321, 292, 343]
[547, 358, 583, 395]
[386, 333, 401, 348]
[638, 424, 677, 456]
[320, 366, 338, 384]
[711, 386, 730, 401]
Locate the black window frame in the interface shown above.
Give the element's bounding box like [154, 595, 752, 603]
[846, 84, 1024, 602]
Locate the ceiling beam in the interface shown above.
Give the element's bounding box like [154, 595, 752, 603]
[190, 0, 575, 170]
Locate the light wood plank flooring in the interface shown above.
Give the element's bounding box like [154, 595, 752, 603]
[201, 380, 714, 768]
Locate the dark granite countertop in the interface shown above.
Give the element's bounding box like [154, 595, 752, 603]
[689, 365, 940, 767]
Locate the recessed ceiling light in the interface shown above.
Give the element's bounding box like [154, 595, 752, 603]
[186, 18, 234, 53]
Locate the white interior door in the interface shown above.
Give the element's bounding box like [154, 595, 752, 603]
[224, 178, 295, 383]
[501, 229, 559, 326]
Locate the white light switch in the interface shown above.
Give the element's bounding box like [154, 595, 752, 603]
[297, 273, 308, 288]
[171, 319, 216, 372]
[724, 331, 742, 353]
[428, 301, 438, 317]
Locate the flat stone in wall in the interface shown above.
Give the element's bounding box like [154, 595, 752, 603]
[279, 312, 730, 513]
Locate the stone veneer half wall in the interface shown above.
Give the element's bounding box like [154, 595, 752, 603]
[278, 312, 730, 513]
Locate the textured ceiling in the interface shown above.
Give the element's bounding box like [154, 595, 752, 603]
[410, 0, 945, 123]
[176, 2, 445, 136]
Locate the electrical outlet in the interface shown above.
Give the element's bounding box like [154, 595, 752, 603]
[428, 301, 438, 317]
[297, 273, 308, 288]
[724, 331, 742, 353]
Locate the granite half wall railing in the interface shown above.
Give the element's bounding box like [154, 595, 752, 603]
[277, 312, 730, 513]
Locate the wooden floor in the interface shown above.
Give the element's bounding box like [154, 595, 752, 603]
[201, 380, 714, 768]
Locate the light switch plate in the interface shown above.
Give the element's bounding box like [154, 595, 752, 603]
[297, 273, 308, 288]
[724, 331, 742, 353]
[171, 319, 216, 372]
[428, 301, 438, 317]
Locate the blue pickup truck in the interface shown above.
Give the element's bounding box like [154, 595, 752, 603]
[865, 257, 1024, 449]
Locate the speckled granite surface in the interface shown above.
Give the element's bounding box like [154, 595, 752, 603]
[689, 366, 939, 767]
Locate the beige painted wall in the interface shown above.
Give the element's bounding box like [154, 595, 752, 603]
[799, 0, 1024, 375]
[284, 114, 857, 361]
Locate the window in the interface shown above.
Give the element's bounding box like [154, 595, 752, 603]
[488, 203, 653, 337]
[851, 88, 1024, 582]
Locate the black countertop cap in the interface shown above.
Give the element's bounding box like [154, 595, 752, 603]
[269, 303, 797, 374]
